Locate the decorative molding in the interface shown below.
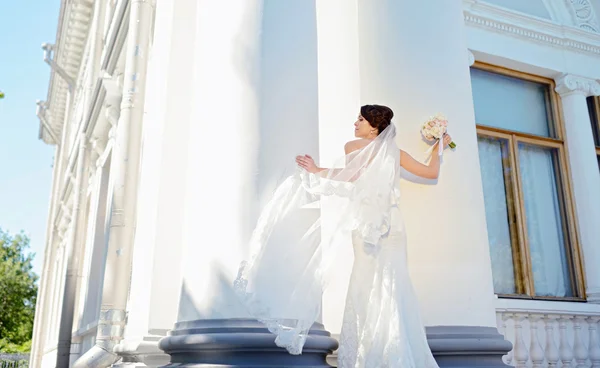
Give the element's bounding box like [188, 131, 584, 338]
[103, 74, 122, 141]
[104, 104, 121, 127]
[90, 137, 106, 157]
[463, 0, 600, 56]
[102, 73, 123, 105]
[555, 74, 600, 96]
[566, 0, 600, 33]
[467, 49, 475, 66]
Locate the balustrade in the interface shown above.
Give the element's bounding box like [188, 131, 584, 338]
[497, 305, 600, 367]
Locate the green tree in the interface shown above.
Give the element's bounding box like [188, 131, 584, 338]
[0, 230, 38, 353]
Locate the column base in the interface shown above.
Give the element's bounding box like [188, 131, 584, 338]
[113, 337, 171, 368]
[428, 326, 513, 367]
[158, 319, 338, 367]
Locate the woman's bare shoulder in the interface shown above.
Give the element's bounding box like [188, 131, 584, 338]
[344, 139, 370, 154]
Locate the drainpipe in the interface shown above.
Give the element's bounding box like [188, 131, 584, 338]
[72, 0, 154, 367]
[55, 133, 89, 368]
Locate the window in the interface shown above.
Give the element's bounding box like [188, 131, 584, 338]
[586, 96, 600, 170]
[471, 64, 585, 300]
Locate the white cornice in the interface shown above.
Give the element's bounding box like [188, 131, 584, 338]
[42, 0, 93, 144]
[463, 0, 600, 57]
[41, 0, 66, 144]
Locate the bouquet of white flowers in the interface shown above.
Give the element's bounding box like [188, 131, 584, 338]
[421, 113, 456, 156]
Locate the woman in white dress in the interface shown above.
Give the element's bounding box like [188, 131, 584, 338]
[235, 104, 451, 367]
[297, 105, 450, 367]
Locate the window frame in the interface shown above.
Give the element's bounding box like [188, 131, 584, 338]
[590, 96, 600, 158]
[472, 62, 586, 302]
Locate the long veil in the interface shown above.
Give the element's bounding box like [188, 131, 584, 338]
[233, 124, 400, 355]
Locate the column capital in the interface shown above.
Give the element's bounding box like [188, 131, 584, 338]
[555, 74, 600, 97]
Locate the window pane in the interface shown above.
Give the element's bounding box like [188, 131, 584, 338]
[586, 96, 600, 147]
[518, 143, 573, 297]
[478, 136, 517, 294]
[471, 68, 554, 137]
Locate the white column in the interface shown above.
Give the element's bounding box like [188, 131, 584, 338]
[255, 0, 321, 220]
[314, 3, 510, 364]
[113, 1, 196, 366]
[176, 0, 322, 320]
[555, 74, 600, 303]
[177, 0, 264, 321]
[173, 0, 330, 321]
[56, 133, 89, 368]
[355, 0, 497, 328]
[314, 0, 361, 335]
[160, 2, 337, 366]
[31, 83, 75, 368]
[30, 146, 63, 368]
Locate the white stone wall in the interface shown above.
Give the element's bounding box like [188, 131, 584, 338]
[30, 0, 126, 366]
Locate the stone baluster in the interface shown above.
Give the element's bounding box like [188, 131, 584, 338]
[502, 313, 514, 365]
[573, 317, 589, 367]
[529, 315, 545, 367]
[544, 315, 560, 367]
[587, 317, 600, 368]
[559, 317, 574, 368]
[514, 314, 530, 368]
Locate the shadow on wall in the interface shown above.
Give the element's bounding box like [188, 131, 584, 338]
[176, 202, 321, 323]
[177, 263, 249, 322]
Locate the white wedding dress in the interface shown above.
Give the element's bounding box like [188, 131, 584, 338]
[235, 124, 439, 367]
[336, 191, 439, 367]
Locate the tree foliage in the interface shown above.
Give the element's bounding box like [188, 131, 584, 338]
[0, 230, 38, 352]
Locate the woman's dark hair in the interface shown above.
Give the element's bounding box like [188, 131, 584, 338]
[360, 104, 394, 134]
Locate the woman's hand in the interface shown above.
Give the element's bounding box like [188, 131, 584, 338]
[296, 154, 321, 173]
[442, 133, 452, 149]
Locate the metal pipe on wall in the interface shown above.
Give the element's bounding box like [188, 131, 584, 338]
[72, 0, 154, 366]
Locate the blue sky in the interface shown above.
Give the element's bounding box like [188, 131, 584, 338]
[0, 1, 61, 275]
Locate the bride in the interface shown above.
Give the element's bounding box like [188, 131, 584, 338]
[235, 104, 451, 367]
